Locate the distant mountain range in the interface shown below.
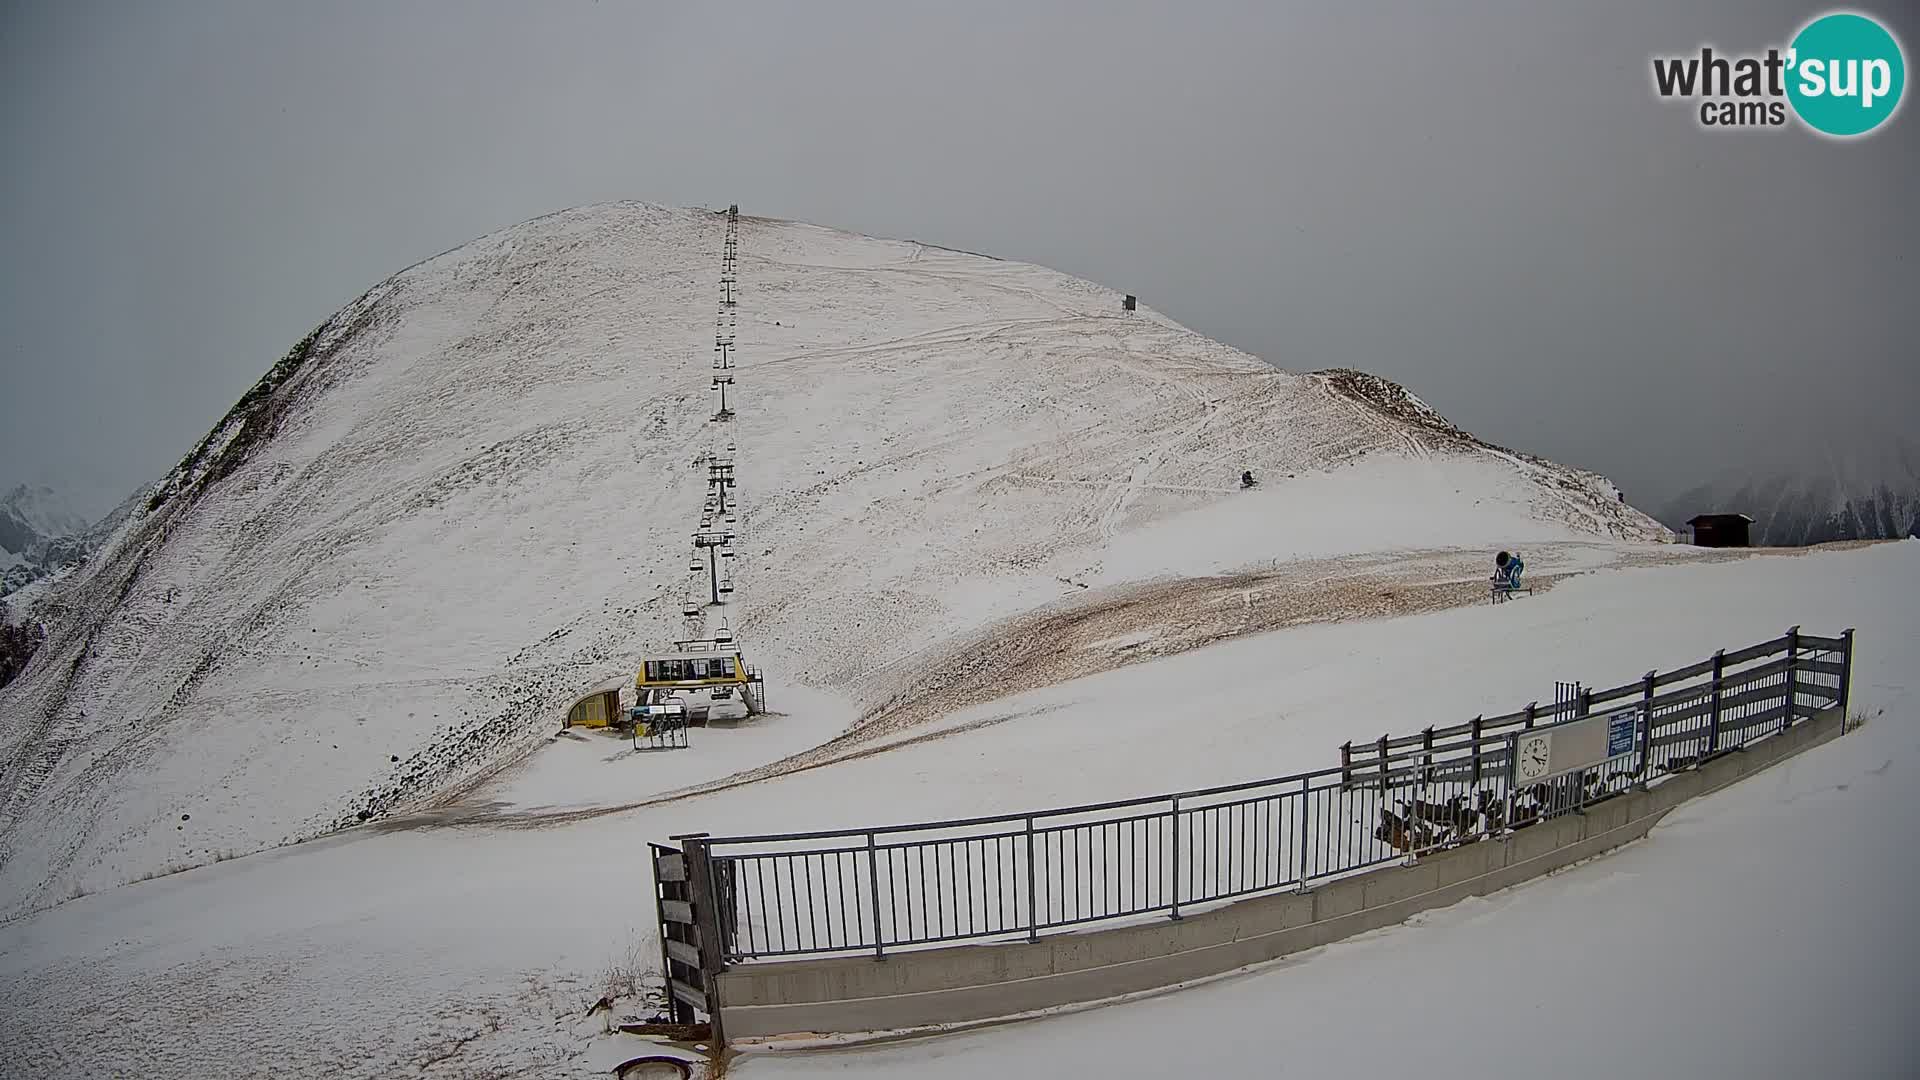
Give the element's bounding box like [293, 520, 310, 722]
[0, 484, 142, 597]
[1659, 439, 1920, 546]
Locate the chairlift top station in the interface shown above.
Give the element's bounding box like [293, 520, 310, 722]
[634, 644, 762, 694]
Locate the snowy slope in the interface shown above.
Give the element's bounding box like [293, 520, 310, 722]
[737, 685, 1919, 1080]
[0, 540, 1910, 1080]
[0, 202, 1665, 916]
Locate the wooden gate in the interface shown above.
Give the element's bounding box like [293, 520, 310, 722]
[650, 837, 730, 1043]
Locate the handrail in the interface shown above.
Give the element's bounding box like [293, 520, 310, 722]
[668, 626, 1853, 964]
[710, 629, 1842, 847]
[707, 764, 1348, 847]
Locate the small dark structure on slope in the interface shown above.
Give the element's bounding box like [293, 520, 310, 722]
[1688, 513, 1753, 548]
[1122, 294, 1136, 311]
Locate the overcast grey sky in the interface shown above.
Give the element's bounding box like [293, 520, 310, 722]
[3, 0, 1914, 519]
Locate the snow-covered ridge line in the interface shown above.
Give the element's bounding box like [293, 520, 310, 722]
[1315, 367, 1470, 441]
[1314, 367, 1659, 543]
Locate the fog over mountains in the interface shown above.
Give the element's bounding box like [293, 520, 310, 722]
[0, 485, 142, 597]
[1659, 437, 1920, 545]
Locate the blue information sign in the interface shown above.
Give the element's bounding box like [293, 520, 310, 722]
[1607, 709, 1637, 757]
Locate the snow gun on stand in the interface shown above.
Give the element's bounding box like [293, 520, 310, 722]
[1490, 551, 1531, 604]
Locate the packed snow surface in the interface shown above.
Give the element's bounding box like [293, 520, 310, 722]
[2, 538, 1913, 1078]
[738, 668, 1919, 1080]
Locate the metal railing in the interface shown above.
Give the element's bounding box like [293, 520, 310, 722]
[666, 627, 1852, 963]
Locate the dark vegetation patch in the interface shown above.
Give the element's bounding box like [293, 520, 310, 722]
[0, 603, 45, 689]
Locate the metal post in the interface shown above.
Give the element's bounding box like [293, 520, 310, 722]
[1169, 797, 1183, 920]
[1411, 734, 1431, 864]
[1502, 734, 1518, 834]
[1024, 817, 1039, 942]
[1375, 734, 1388, 790]
[1523, 702, 1537, 729]
[1294, 775, 1310, 892]
[1782, 626, 1799, 735]
[1340, 741, 1352, 789]
[866, 832, 885, 959]
[1839, 628, 1855, 724]
[1573, 689, 1592, 812]
[1469, 716, 1483, 785]
[1707, 649, 1725, 755]
[1638, 669, 1656, 788]
[708, 544, 719, 605]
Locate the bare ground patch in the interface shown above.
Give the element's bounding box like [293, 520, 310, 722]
[399, 537, 1883, 831]
[407, 548, 1578, 830]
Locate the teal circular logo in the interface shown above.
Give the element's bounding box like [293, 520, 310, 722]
[1787, 12, 1906, 136]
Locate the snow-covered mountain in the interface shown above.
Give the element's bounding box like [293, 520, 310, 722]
[0, 485, 140, 597]
[0, 202, 1668, 914]
[1661, 439, 1920, 546]
[0, 485, 89, 548]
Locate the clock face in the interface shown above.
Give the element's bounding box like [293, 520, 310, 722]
[1517, 734, 1552, 780]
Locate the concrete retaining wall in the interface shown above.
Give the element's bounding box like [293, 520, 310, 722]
[718, 705, 1844, 1040]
